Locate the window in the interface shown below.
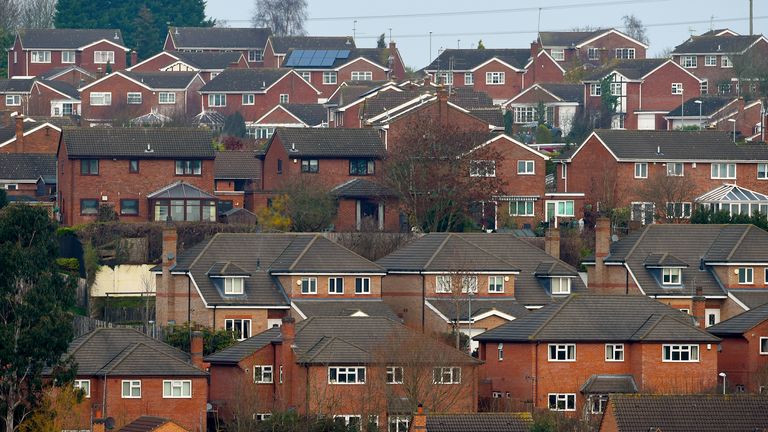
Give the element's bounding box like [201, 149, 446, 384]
[31, 50, 51, 63]
[435, 72, 453, 85]
[255, 413, 272, 422]
[224, 277, 244, 295]
[300, 159, 319, 173]
[175, 160, 202, 175]
[120, 199, 139, 216]
[464, 72, 473, 85]
[279, 365, 283, 383]
[711, 163, 736, 179]
[461, 275, 478, 293]
[605, 344, 624, 361]
[760, 337, 768, 355]
[386, 366, 403, 384]
[159, 92, 176, 104]
[349, 158, 375, 175]
[248, 49, 263, 62]
[277, 159, 283, 174]
[225, 319, 251, 340]
[513, 106, 536, 124]
[389, 416, 410, 432]
[548, 394, 576, 411]
[719, 83, 732, 94]
[58, 50, 75, 64]
[299, 71, 311, 82]
[663, 344, 699, 362]
[700, 79, 709, 94]
[666, 163, 683, 176]
[253, 365, 274, 383]
[610, 82, 623, 96]
[498, 343, 504, 360]
[323, 71, 337, 84]
[551, 277, 571, 294]
[590, 395, 608, 414]
[80, 199, 99, 215]
[761, 165, 768, 180]
[121, 380, 141, 398]
[74, 380, 90, 398]
[488, 276, 504, 293]
[334, 416, 363, 428]
[248, 126, 275, 140]
[94, 51, 115, 64]
[546, 200, 575, 218]
[129, 160, 139, 173]
[351, 71, 373, 81]
[587, 47, 600, 60]
[90, 92, 112, 106]
[470, 160, 496, 177]
[721, 56, 733, 68]
[432, 367, 461, 384]
[279, 94, 289, 104]
[551, 49, 565, 61]
[634, 162, 648, 179]
[4, 95, 21, 106]
[355, 277, 371, 294]
[662, 267, 682, 285]
[548, 344, 576, 361]
[631, 202, 655, 225]
[671, 83, 683, 95]
[329, 277, 344, 294]
[208, 94, 226, 107]
[301, 277, 317, 294]
[681, 56, 697, 68]
[517, 160, 535, 174]
[666, 202, 692, 219]
[436, 276, 452, 293]
[704, 55, 717, 66]
[615, 48, 635, 59]
[738, 267, 754, 284]
[589, 83, 601, 96]
[328, 366, 366, 384]
[237, 93, 255, 106]
[127, 92, 142, 104]
[162, 380, 191, 398]
[510, 200, 534, 217]
[80, 159, 99, 175]
[4, 184, 17, 191]
[486, 72, 505, 85]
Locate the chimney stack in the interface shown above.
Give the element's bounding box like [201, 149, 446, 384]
[437, 85, 449, 125]
[15, 114, 24, 153]
[592, 217, 611, 292]
[159, 226, 177, 325]
[191, 330, 205, 369]
[411, 404, 427, 432]
[692, 287, 706, 328]
[280, 316, 296, 409]
[545, 227, 560, 260]
[130, 50, 138, 67]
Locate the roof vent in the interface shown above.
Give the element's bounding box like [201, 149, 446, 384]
[256, 258, 261, 270]
[656, 145, 662, 155]
[717, 44, 721, 51]
[145, 144, 154, 153]
[290, 143, 298, 152]
[262, 81, 266, 88]
[114, 31, 119, 40]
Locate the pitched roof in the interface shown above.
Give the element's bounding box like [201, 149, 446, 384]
[123, 71, 199, 89]
[539, 29, 607, 47]
[539, 83, 584, 103]
[117, 416, 184, 432]
[62, 328, 206, 376]
[580, 374, 638, 394]
[169, 26, 271, 50]
[199, 68, 292, 92]
[270, 36, 355, 54]
[331, 178, 395, 198]
[269, 127, 385, 158]
[424, 413, 533, 432]
[204, 327, 281, 364]
[214, 151, 261, 180]
[292, 299, 400, 320]
[672, 34, 764, 54]
[0, 78, 36, 93]
[424, 49, 531, 71]
[666, 96, 737, 117]
[281, 104, 327, 126]
[326, 81, 390, 106]
[605, 394, 768, 432]
[426, 298, 530, 322]
[706, 302, 768, 335]
[146, 182, 216, 200]
[18, 28, 126, 49]
[475, 294, 718, 342]
[729, 289, 768, 309]
[172, 51, 244, 70]
[283, 47, 394, 69]
[61, 128, 214, 159]
[39, 65, 95, 81]
[584, 58, 668, 81]
[37, 79, 80, 99]
[696, 184, 768, 203]
[0, 153, 55, 181]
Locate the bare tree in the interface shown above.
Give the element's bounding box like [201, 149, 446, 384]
[0, 0, 21, 31]
[251, 0, 308, 36]
[20, 0, 55, 29]
[637, 173, 696, 223]
[621, 14, 649, 45]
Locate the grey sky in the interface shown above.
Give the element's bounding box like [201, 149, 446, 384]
[206, 0, 766, 68]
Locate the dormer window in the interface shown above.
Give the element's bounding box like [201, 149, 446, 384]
[551, 277, 571, 294]
[662, 268, 682, 285]
[224, 277, 244, 295]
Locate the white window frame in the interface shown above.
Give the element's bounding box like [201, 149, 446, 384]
[666, 163, 684, 176]
[551, 277, 571, 294]
[738, 267, 754, 284]
[435, 71, 453, 85]
[513, 106, 537, 124]
[386, 366, 403, 384]
[61, 51, 76, 64]
[551, 49, 565, 61]
[248, 49, 263, 62]
[615, 48, 636, 59]
[548, 344, 576, 361]
[31, 50, 51, 63]
[388, 416, 410, 432]
[74, 379, 90, 398]
[634, 162, 648, 179]
[3, 183, 18, 191]
[704, 55, 717, 66]
[224, 277, 244, 295]
[671, 83, 683, 95]
[662, 267, 682, 285]
[460, 275, 478, 294]
[605, 344, 624, 362]
[587, 47, 600, 60]
[355, 277, 371, 294]
[121, 380, 141, 398]
[208, 94, 226, 107]
[90, 92, 112, 106]
[590, 395, 609, 414]
[328, 366, 366, 384]
[94, 51, 115, 64]
[300, 277, 317, 294]
[498, 343, 504, 360]
[546, 200, 575, 219]
[432, 367, 461, 384]
[711, 163, 736, 179]
[488, 276, 505, 293]
[589, 83, 601, 96]
[436, 275, 452, 293]
[666, 202, 692, 219]
[700, 79, 709, 94]
[242, 94, 255, 105]
[464, 72, 473, 85]
[548, 393, 576, 411]
[662, 344, 699, 362]
[721, 56, 733, 68]
[162, 380, 192, 398]
[225, 318, 251, 341]
[758, 163, 768, 180]
[681, 55, 697, 68]
[253, 365, 274, 383]
[322, 71, 337, 85]
[279, 94, 289, 104]
[510, 201, 534, 217]
[517, 160, 535, 175]
[760, 337, 768, 355]
[350, 71, 373, 81]
[328, 277, 344, 294]
[296, 71, 311, 82]
[4, 95, 21, 106]
[470, 160, 496, 177]
[485, 72, 505, 85]
[255, 413, 271, 421]
[158, 92, 176, 104]
[126, 92, 142, 105]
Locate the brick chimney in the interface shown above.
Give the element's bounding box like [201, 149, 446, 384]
[280, 316, 296, 408]
[424, 74, 432, 87]
[592, 217, 611, 292]
[15, 114, 24, 153]
[160, 226, 177, 325]
[437, 86, 449, 125]
[191, 330, 204, 369]
[130, 50, 138, 67]
[411, 404, 427, 432]
[692, 286, 706, 328]
[544, 227, 560, 260]
[530, 40, 542, 58]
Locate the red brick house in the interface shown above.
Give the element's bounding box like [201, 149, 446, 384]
[476, 294, 719, 415]
[57, 128, 216, 225]
[263, 35, 355, 68]
[51, 328, 208, 432]
[503, 83, 582, 137]
[78, 71, 205, 126]
[248, 103, 327, 140]
[0, 78, 80, 118]
[0, 152, 56, 204]
[214, 150, 261, 214]
[163, 26, 272, 68]
[707, 302, 768, 393]
[7, 28, 129, 78]
[0, 115, 61, 153]
[665, 96, 766, 141]
[205, 316, 479, 428]
[536, 28, 648, 71]
[583, 59, 702, 130]
[128, 51, 248, 82]
[39, 65, 97, 87]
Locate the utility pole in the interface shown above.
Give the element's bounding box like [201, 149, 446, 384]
[750, 0, 754, 35]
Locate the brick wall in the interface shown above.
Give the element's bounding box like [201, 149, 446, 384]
[0, 125, 59, 153]
[279, 274, 384, 299]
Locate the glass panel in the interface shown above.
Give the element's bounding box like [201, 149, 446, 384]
[171, 200, 185, 222]
[186, 200, 201, 222]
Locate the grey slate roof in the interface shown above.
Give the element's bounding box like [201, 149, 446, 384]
[270, 36, 355, 54]
[292, 299, 399, 320]
[426, 298, 530, 322]
[0, 120, 47, 144]
[672, 34, 763, 54]
[539, 83, 584, 103]
[706, 302, 768, 335]
[666, 96, 737, 117]
[269, 127, 385, 158]
[172, 51, 244, 70]
[18, 28, 125, 49]
[169, 27, 271, 50]
[199, 68, 292, 92]
[580, 374, 638, 394]
[0, 153, 55, 181]
[539, 30, 607, 47]
[729, 289, 768, 309]
[281, 104, 327, 126]
[424, 49, 531, 71]
[642, 253, 688, 268]
[284, 47, 394, 69]
[123, 71, 199, 89]
[39, 65, 95, 81]
[584, 58, 668, 81]
[146, 181, 216, 200]
[118, 416, 179, 432]
[424, 413, 533, 432]
[326, 81, 389, 106]
[38, 79, 80, 99]
[0, 78, 35, 93]
[467, 109, 504, 127]
[204, 327, 281, 364]
[475, 294, 718, 343]
[207, 261, 250, 276]
[62, 127, 215, 159]
[214, 151, 261, 180]
[63, 328, 206, 376]
[605, 394, 768, 432]
[331, 178, 395, 198]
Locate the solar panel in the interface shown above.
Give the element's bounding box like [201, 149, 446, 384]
[298, 55, 313, 66]
[284, 49, 305, 67]
[337, 50, 350, 59]
[309, 50, 325, 66]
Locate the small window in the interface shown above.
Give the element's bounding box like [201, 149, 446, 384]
[510, 201, 534, 217]
[589, 83, 601, 96]
[253, 365, 274, 383]
[587, 47, 599, 60]
[224, 277, 244, 295]
[386, 366, 403, 384]
[666, 202, 692, 219]
[355, 277, 371, 294]
[662, 268, 682, 285]
[127, 92, 142, 104]
[605, 344, 624, 361]
[548, 393, 576, 411]
[80, 159, 99, 175]
[208, 94, 226, 107]
[90, 92, 112, 106]
[498, 343, 504, 360]
[738, 267, 754, 284]
[349, 158, 375, 176]
[470, 160, 496, 177]
[129, 160, 139, 173]
[175, 160, 202, 175]
[486, 72, 505, 85]
[389, 416, 410, 432]
[279, 94, 289, 104]
[758, 164, 768, 180]
[4, 95, 21, 106]
[711, 163, 736, 179]
[159, 92, 176, 104]
[634, 162, 647, 179]
[671, 83, 683, 95]
[162, 380, 191, 398]
[61, 51, 76, 63]
[31, 50, 51, 63]
[323, 71, 337, 85]
[4, 184, 17, 191]
[436, 275, 452, 293]
[551, 277, 571, 294]
[277, 159, 283, 175]
[590, 395, 608, 414]
[548, 344, 576, 361]
[301, 277, 317, 294]
[721, 56, 733, 68]
[120, 199, 139, 216]
[517, 160, 535, 175]
[329, 277, 344, 294]
[328, 366, 366, 384]
[351, 71, 373, 81]
[663, 344, 699, 362]
[432, 367, 461, 384]
[242, 94, 255, 105]
[666, 163, 684, 177]
[279, 365, 283, 383]
[488, 276, 505, 293]
[74, 380, 90, 398]
[435, 72, 452, 85]
[121, 380, 141, 398]
[248, 49, 264, 62]
[299, 71, 311, 82]
[225, 318, 251, 340]
[461, 275, 478, 294]
[700, 79, 709, 94]
[681, 56, 697, 68]
[704, 55, 717, 66]
[464, 72, 473, 85]
[615, 48, 635, 59]
[300, 159, 319, 173]
[760, 337, 768, 355]
[80, 199, 99, 215]
[551, 49, 565, 61]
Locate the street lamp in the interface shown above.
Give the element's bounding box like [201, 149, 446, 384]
[728, 118, 737, 142]
[719, 372, 727, 394]
[694, 100, 703, 129]
[467, 289, 475, 355]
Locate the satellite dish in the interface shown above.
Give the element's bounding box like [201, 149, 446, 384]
[611, 234, 619, 242]
[206, 402, 213, 412]
[105, 417, 115, 430]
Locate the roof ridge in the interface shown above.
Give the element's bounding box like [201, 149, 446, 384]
[66, 327, 103, 358]
[622, 224, 653, 262]
[529, 295, 575, 340]
[423, 234, 452, 269]
[288, 235, 319, 272]
[725, 225, 752, 261]
[187, 233, 220, 271]
[630, 313, 663, 341]
[99, 342, 141, 374]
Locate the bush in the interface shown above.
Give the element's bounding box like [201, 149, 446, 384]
[164, 322, 236, 356]
[56, 258, 80, 275]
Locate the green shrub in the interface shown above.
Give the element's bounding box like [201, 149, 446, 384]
[56, 258, 80, 275]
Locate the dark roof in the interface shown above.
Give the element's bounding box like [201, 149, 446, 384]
[147, 182, 216, 200]
[533, 261, 579, 277]
[199, 68, 292, 92]
[117, 416, 180, 432]
[38, 65, 95, 81]
[62, 128, 214, 159]
[284, 47, 393, 69]
[62, 328, 206, 376]
[270, 127, 385, 158]
[18, 28, 125, 49]
[580, 374, 638, 394]
[0, 78, 35, 93]
[539, 83, 584, 103]
[448, 87, 495, 109]
[326, 81, 389, 106]
[426, 298, 530, 322]
[667, 96, 737, 117]
[205, 327, 281, 364]
[672, 34, 764, 54]
[424, 49, 531, 71]
[475, 294, 719, 342]
[207, 261, 250, 277]
[0, 121, 49, 143]
[270, 36, 355, 54]
[729, 289, 768, 309]
[169, 26, 271, 50]
[424, 413, 533, 432]
[214, 151, 261, 179]
[539, 29, 607, 47]
[584, 59, 668, 81]
[172, 51, 244, 70]
[468, 109, 504, 127]
[606, 394, 768, 432]
[0, 153, 55, 181]
[123, 71, 199, 89]
[642, 253, 688, 268]
[38, 79, 80, 99]
[331, 178, 395, 198]
[707, 302, 768, 335]
[281, 104, 327, 126]
[292, 299, 400, 320]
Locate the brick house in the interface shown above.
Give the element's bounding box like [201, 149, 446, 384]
[0, 115, 61, 153]
[248, 103, 327, 140]
[263, 35, 355, 68]
[205, 316, 479, 428]
[583, 59, 702, 130]
[39, 65, 97, 87]
[476, 294, 719, 415]
[7, 28, 129, 78]
[586, 217, 768, 325]
[324, 81, 397, 126]
[214, 150, 261, 214]
[376, 232, 586, 348]
[665, 96, 766, 141]
[707, 302, 768, 393]
[79, 71, 205, 126]
[50, 328, 208, 432]
[503, 83, 583, 137]
[671, 30, 768, 97]
[409, 409, 532, 432]
[0, 153, 56, 204]
[536, 28, 648, 71]
[163, 26, 272, 68]
[57, 128, 216, 225]
[0, 78, 80, 118]
[128, 51, 248, 82]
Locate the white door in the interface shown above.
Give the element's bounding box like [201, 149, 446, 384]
[705, 309, 720, 327]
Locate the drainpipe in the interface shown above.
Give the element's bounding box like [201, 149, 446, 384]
[421, 274, 426, 333]
[101, 373, 107, 419]
[212, 305, 216, 328]
[625, 265, 629, 295]
[533, 341, 539, 412]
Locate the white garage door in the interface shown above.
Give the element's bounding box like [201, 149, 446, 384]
[637, 113, 657, 130]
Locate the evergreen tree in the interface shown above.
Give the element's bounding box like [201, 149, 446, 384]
[223, 112, 247, 138]
[377, 33, 386, 49]
[477, 39, 486, 49]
